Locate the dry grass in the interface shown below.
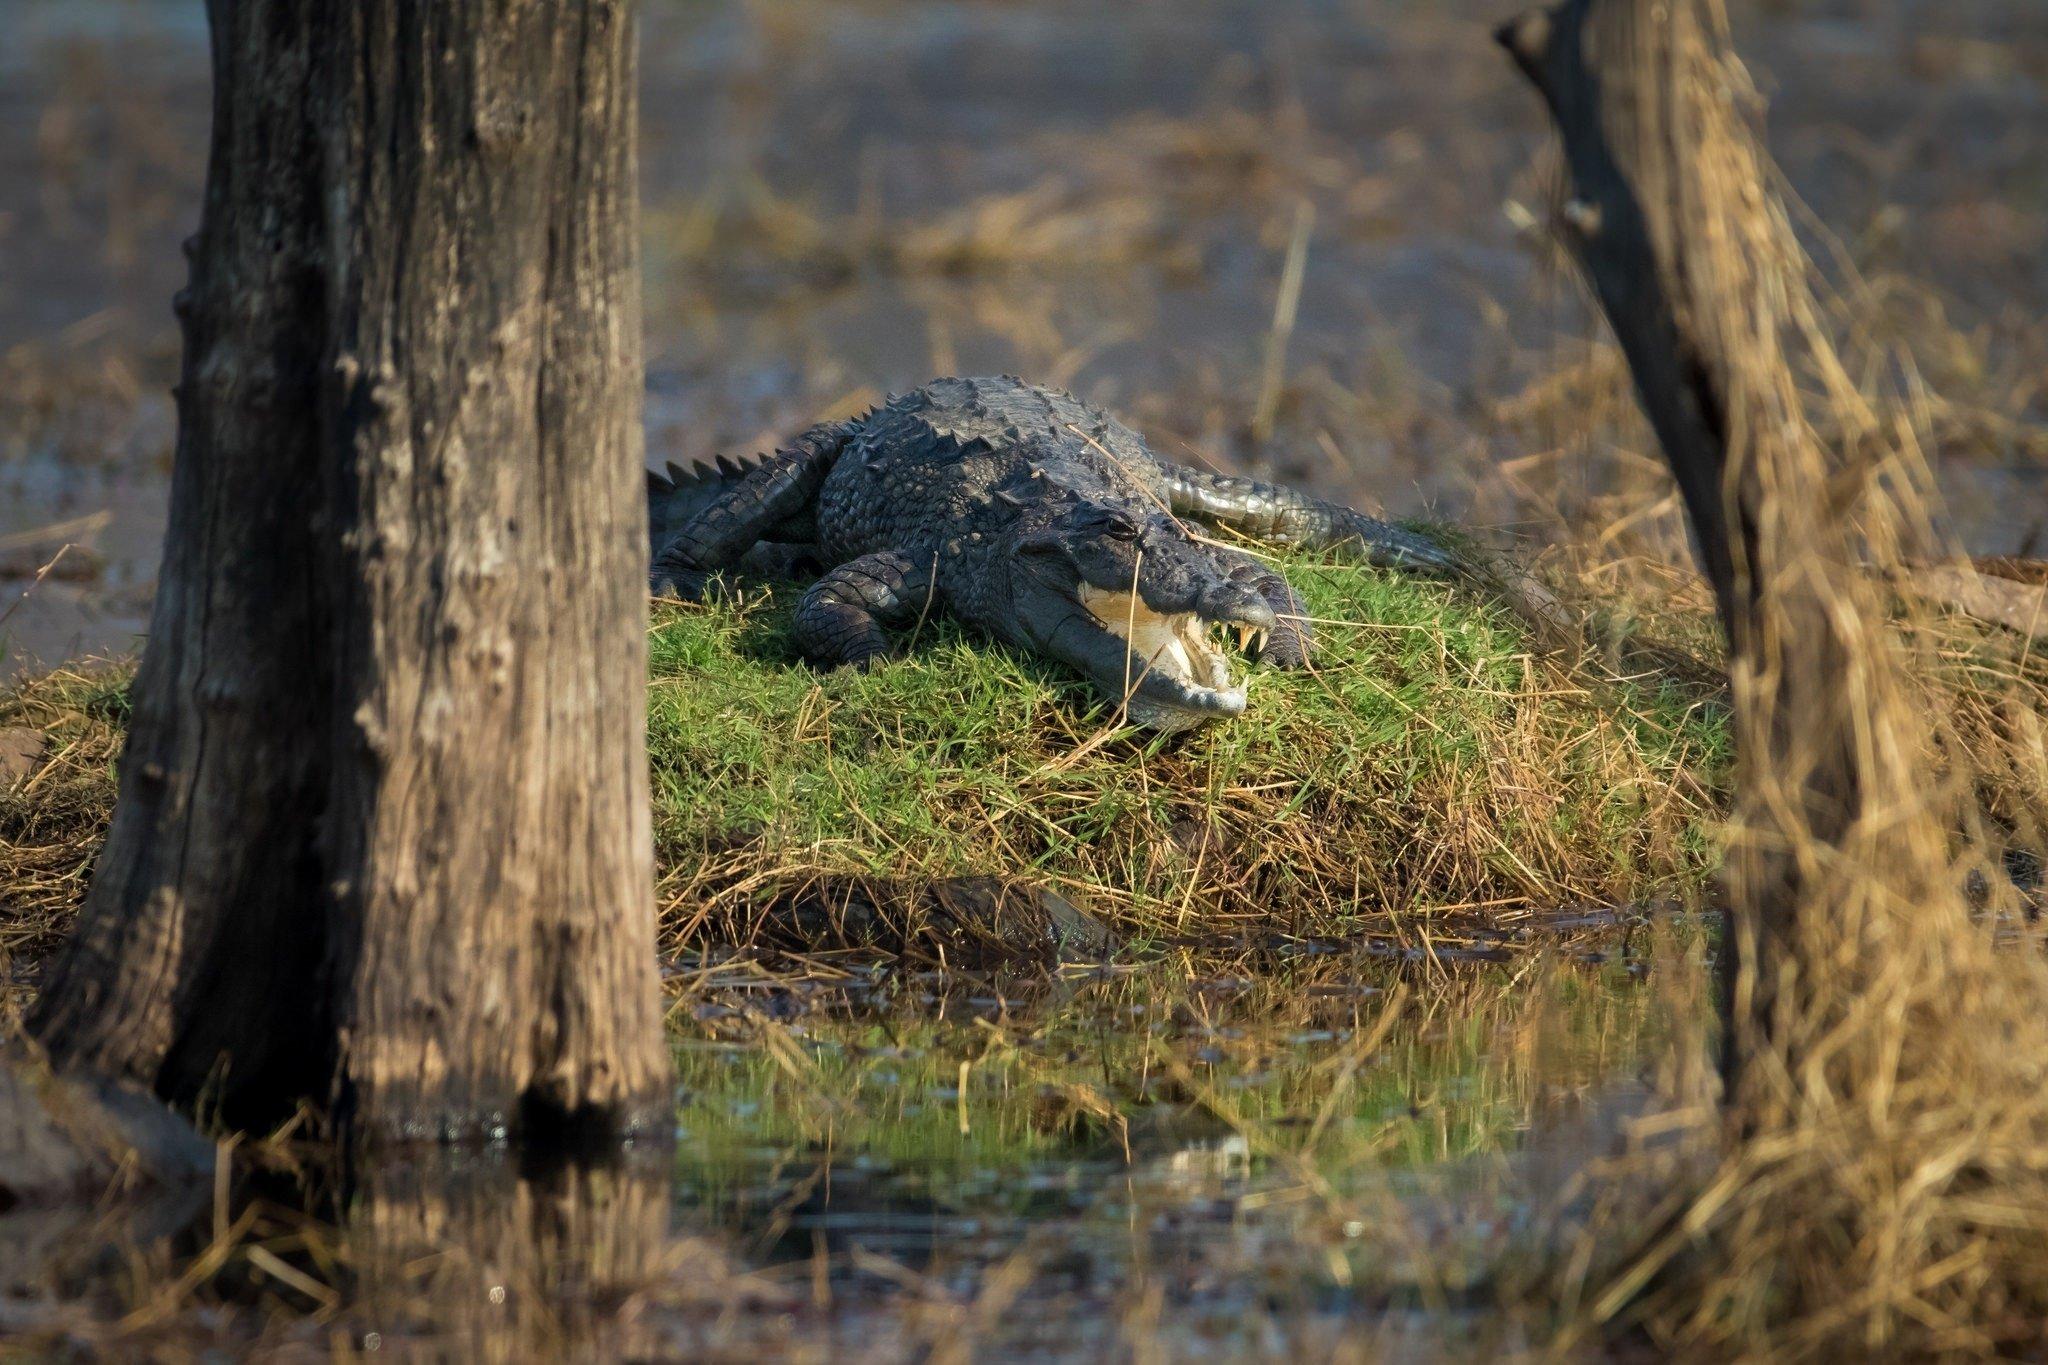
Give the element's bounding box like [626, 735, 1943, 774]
[1506, 2, 2048, 1355]
[0, 665, 125, 1021]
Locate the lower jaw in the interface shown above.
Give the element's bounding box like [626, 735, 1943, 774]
[1121, 687, 1246, 733]
[1123, 697, 1210, 733]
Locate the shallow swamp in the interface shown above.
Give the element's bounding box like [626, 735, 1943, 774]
[1, 0, 2045, 1356]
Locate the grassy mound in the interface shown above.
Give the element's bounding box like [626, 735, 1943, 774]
[647, 548, 1729, 947]
[2, 548, 1731, 974]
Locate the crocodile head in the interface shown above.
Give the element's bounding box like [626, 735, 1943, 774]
[995, 498, 1278, 732]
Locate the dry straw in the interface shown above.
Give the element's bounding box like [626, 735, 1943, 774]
[1525, 0, 2048, 1354]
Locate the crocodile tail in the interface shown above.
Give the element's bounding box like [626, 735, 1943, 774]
[647, 453, 765, 557]
[647, 416, 859, 567]
[1158, 461, 1580, 652]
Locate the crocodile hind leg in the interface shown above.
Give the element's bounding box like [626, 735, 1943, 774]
[794, 551, 936, 671]
[1209, 547, 1313, 668]
[651, 419, 855, 599]
[1166, 461, 1579, 653]
[1159, 463, 1457, 573]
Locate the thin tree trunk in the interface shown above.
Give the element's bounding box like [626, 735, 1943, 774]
[1497, 0, 1895, 1105]
[30, 0, 668, 1142]
[1499, 12, 2048, 1346]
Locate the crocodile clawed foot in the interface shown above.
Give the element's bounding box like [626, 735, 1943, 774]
[1253, 625, 1313, 670]
[650, 566, 706, 601]
[844, 648, 898, 673]
[805, 646, 899, 675]
[651, 567, 743, 604]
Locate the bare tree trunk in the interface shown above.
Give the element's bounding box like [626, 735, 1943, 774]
[1498, 0, 1915, 1105]
[29, 0, 668, 1142]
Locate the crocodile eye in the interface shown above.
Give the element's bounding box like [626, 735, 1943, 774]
[1102, 514, 1141, 542]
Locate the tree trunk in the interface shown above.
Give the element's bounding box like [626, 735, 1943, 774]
[29, 0, 668, 1143]
[1497, 0, 1916, 1105]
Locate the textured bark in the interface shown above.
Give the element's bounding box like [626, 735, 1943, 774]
[30, 0, 668, 1142]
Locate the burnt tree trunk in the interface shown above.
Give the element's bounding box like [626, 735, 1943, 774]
[29, 0, 668, 1142]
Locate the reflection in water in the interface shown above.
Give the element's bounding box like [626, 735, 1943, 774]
[0, 1141, 744, 1358]
[0, 946, 1701, 1354]
[342, 1136, 1299, 1358]
[641, 951, 1687, 1355]
[345, 1145, 681, 1361]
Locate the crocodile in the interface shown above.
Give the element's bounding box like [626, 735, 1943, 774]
[650, 376, 1557, 731]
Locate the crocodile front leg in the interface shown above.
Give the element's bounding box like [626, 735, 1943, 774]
[794, 550, 937, 670]
[1159, 463, 1457, 573]
[651, 419, 854, 598]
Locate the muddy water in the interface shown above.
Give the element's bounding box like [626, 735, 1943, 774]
[1, 950, 1696, 1356]
[4, 0, 2045, 677]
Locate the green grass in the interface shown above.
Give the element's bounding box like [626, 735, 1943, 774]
[648, 546, 1731, 946]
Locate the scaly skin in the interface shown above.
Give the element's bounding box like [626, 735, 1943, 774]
[1155, 464, 1455, 570]
[648, 419, 855, 597]
[647, 453, 823, 585]
[650, 376, 1536, 730]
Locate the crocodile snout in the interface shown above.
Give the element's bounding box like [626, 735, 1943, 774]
[1195, 582, 1277, 629]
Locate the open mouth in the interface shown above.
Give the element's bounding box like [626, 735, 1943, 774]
[1077, 585, 1269, 727]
